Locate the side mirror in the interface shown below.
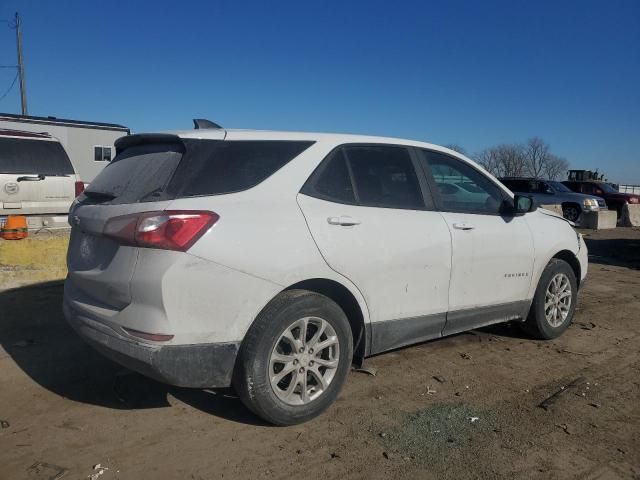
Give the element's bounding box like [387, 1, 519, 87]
[514, 194, 536, 214]
[503, 195, 536, 216]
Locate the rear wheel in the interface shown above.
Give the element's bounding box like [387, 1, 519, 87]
[562, 204, 581, 223]
[522, 258, 577, 339]
[233, 290, 353, 425]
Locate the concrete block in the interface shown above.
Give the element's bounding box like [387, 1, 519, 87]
[540, 204, 564, 216]
[620, 204, 640, 227]
[581, 210, 617, 230]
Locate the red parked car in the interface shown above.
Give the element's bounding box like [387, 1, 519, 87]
[562, 180, 640, 219]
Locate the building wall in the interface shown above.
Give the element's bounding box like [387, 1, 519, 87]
[0, 119, 127, 182]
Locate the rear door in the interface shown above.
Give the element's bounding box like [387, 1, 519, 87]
[0, 135, 77, 215]
[419, 150, 534, 335]
[297, 144, 452, 354]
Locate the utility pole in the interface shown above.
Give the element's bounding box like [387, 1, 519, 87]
[15, 12, 28, 115]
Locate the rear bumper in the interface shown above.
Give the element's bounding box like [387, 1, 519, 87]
[63, 297, 240, 388]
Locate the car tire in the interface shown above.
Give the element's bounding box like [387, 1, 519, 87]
[233, 289, 353, 425]
[521, 259, 578, 340]
[562, 204, 581, 223]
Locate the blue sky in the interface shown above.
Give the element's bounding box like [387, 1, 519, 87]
[1, 0, 638, 183]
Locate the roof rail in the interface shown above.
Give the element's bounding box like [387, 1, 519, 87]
[193, 118, 223, 129]
[0, 128, 52, 138]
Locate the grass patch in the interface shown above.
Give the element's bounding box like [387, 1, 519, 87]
[376, 403, 497, 466]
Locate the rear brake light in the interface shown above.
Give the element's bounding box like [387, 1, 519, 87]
[104, 210, 218, 251]
[75, 181, 85, 197]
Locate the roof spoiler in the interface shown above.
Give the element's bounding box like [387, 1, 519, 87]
[114, 133, 184, 155]
[193, 118, 223, 129]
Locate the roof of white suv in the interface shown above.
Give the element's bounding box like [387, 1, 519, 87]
[167, 128, 453, 153]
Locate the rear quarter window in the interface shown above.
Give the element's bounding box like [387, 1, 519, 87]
[0, 137, 74, 175]
[169, 140, 314, 197]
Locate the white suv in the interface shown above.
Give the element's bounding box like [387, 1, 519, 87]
[1, 129, 82, 217]
[64, 124, 588, 425]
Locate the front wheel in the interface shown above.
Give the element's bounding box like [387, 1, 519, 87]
[521, 259, 578, 339]
[233, 290, 353, 425]
[562, 204, 581, 223]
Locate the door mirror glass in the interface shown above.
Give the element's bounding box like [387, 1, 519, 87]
[514, 194, 536, 214]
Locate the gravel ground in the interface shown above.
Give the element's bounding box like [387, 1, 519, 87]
[0, 228, 638, 479]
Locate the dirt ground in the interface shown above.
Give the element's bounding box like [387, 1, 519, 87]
[1, 228, 639, 480]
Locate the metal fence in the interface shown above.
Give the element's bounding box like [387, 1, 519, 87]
[619, 184, 640, 194]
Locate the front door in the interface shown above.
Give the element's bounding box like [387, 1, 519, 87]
[418, 149, 534, 335]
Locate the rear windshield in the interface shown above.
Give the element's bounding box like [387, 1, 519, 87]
[0, 137, 74, 175]
[83, 139, 314, 204]
[84, 142, 185, 203]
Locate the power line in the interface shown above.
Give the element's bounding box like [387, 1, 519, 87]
[0, 71, 19, 103]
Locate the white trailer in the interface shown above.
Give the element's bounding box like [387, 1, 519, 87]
[0, 113, 129, 183]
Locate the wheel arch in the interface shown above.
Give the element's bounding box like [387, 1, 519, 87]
[552, 249, 582, 287]
[283, 278, 369, 365]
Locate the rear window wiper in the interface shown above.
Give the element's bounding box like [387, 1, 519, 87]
[83, 190, 117, 201]
[138, 186, 165, 202]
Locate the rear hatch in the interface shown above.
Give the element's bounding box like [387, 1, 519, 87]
[67, 133, 314, 310]
[0, 134, 77, 215]
[67, 138, 184, 308]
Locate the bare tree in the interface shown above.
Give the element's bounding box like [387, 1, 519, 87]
[524, 137, 551, 178]
[475, 144, 527, 177]
[445, 144, 467, 155]
[474, 137, 570, 180]
[543, 154, 569, 180]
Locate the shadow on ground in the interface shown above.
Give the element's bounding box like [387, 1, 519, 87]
[583, 236, 640, 269]
[0, 281, 265, 426]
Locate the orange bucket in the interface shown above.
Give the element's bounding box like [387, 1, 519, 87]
[1, 215, 28, 240]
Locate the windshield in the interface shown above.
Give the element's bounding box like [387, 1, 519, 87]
[547, 181, 572, 193]
[598, 183, 618, 193]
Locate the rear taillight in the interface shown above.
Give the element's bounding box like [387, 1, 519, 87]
[75, 181, 85, 197]
[104, 210, 219, 251]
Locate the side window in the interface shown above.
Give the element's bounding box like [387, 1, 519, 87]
[501, 179, 529, 192]
[423, 150, 504, 214]
[582, 183, 595, 194]
[344, 145, 424, 209]
[301, 149, 356, 204]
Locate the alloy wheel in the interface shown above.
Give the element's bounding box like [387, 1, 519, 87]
[269, 317, 340, 406]
[544, 273, 572, 327]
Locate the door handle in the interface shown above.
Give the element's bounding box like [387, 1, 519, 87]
[453, 222, 475, 230]
[17, 174, 45, 182]
[327, 216, 361, 226]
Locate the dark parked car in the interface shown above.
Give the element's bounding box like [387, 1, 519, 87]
[562, 180, 640, 219]
[500, 177, 606, 222]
